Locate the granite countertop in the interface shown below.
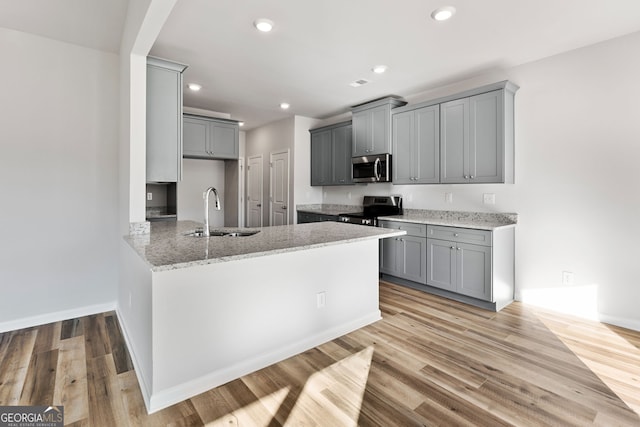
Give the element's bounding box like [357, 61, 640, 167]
[378, 209, 518, 231]
[125, 220, 405, 272]
[296, 204, 361, 216]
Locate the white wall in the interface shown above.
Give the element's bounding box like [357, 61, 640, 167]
[321, 31, 640, 330]
[246, 117, 295, 225]
[0, 28, 119, 330]
[178, 159, 225, 226]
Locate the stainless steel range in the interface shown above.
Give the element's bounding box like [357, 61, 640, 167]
[338, 196, 403, 226]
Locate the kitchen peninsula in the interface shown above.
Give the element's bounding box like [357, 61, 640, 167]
[119, 220, 405, 413]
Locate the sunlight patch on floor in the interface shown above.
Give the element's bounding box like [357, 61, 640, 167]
[206, 387, 289, 426]
[534, 310, 640, 416]
[520, 284, 599, 321]
[206, 346, 374, 426]
[284, 346, 373, 426]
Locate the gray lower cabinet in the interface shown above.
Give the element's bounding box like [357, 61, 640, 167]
[146, 57, 187, 182]
[297, 212, 338, 223]
[427, 236, 491, 301]
[183, 114, 239, 160]
[392, 105, 440, 184]
[381, 221, 514, 311]
[310, 121, 352, 186]
[379, 221, 427, 284]
[351, 97, 407, 156]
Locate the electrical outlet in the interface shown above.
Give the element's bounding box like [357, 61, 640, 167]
[147, 192, 153, 201]
[445, 192, 453, 203]
[317, 292, 326, 308]
[483, 193, 495, 205]
[562, 271, 575, 285]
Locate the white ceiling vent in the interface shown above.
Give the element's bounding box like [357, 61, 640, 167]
[349, 79, 371, 87]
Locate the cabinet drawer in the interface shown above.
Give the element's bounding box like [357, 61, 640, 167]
[378, 220, 427, 238]
[427, 225, 491, 246]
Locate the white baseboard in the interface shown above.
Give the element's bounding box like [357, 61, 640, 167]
[147, 311, 382, 414]
[598, 314, 640, 332]
[115, 306, 152, 413]
[0, 301, 117, 333]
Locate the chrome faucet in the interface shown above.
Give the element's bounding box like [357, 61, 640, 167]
[203, 186, 221, 237]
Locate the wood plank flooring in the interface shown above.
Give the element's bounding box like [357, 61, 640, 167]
[1, 281, 639, 426]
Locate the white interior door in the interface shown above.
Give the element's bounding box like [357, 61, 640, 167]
[270, 150, 290, 226]
[247, 155, 263, 227]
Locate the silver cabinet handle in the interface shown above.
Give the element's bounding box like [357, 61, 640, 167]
[450, 246, 455, 249]
[454, 233, 459, 237]
[257, 203, 261, 207]
[470, 175, 475, 179]
[464, 175, 469, 179]
[457, 247, 461, 250]
[282, 205, 287, 209]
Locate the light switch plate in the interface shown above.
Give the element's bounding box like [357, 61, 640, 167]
[147, 192, 153, 201]
[445, 193, 453, 203]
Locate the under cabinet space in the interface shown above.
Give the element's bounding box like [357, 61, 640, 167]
[145, 182, 177, 221]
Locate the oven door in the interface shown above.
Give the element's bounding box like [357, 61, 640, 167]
[352, 154, 391, 183]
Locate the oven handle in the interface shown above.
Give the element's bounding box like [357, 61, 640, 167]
[374, 157, 381, 181]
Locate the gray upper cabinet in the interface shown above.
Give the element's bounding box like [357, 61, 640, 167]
[440, 86, 515, 183]
[392, 105, 440, 184]
[310, 129, 332, 186]
[146, 57, 187, 183]
[183, 114, 239, 160]
[391, 80, 518, 185]
[351, 97, 407, 156]
[310, 121, 352, 186]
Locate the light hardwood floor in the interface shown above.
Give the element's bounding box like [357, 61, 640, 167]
[1, 281, 639, 426]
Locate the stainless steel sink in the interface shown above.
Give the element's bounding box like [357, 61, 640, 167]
[185, 229, 260, 238]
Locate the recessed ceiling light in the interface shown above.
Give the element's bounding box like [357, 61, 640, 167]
[254, 18, 274, 32]
[238, 122, 245, 127]
[431, 6, 456, 21]
[187, 83, 202, 91]
[372, 65, 388, 74]
[280, 102, 290, 110]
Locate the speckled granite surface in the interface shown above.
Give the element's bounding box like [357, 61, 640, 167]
[296, 204, 361, 216]
[379, 209, 518, 231]
[124, 220, 405, 272]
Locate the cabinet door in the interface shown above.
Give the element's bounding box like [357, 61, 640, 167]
[469, 90, 503, 183]
[209, 121, 239, 159]
[310, 130, 332, 186]
[352, 110, 370, 156]
[146, 64, 183, 182]
[415, 105, 440, 183]
[332, 125, 352, 185]
[427, 239, 456, 291]
[380, 237, 399, 276]
[183, 116, 210, 158]
[400, 236, 427, 284]
[370, 105, 390, 154]
[392, 111, 414, 184]
[440, 98, 469, 183]
[456, 243, 492, 301]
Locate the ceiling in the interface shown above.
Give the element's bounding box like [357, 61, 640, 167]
[1, 1, 639, 131]
[0, 0, 128, 53]
[150, 0, 640, 130]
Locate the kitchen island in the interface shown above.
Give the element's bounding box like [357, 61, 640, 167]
[119, 220, 404, 413]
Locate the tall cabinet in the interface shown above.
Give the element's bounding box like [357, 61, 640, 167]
[146, 57, 187, 183]
[351, 97, 406, 156]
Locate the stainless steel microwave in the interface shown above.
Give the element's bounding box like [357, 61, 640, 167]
[352, 154, 391, 183]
